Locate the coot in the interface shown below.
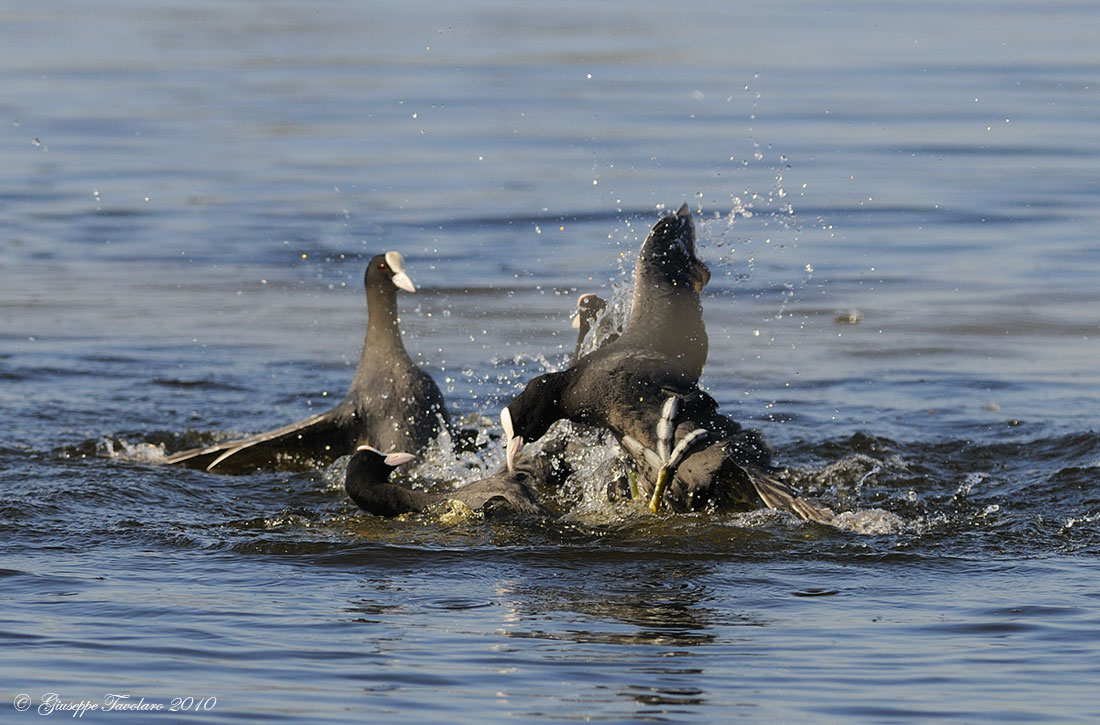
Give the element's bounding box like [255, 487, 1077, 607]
[502, 206, 830, 522]
[166, 251, 450, 471]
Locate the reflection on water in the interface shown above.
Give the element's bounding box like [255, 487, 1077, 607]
[499, 565, 724, 648]
[489, 564, 724, 713]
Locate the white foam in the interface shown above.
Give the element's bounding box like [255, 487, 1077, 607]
[96, 437, 168, 464]
[1063, 512, 1100, 530]
[831, 508, 908, 535]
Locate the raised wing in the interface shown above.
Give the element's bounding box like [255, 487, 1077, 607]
[164, 409, 349, 472]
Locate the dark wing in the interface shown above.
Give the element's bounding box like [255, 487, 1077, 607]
[743, 466, 835, 524]
[163, 406, 352, 472]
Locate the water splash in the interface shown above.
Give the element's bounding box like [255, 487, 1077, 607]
[831, 508, 908, 534]
[96, 436, 168, 463]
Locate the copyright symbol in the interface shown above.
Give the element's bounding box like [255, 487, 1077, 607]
[14, 694, 32, 711]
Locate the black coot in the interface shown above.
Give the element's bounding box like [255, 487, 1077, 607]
[166, 251, 450, 471]
[502, 206, 830, 522]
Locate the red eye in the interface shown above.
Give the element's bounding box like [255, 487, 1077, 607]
[379, 262, 388, 271]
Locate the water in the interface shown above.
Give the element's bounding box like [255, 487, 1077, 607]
[3, 0, 1100, 721]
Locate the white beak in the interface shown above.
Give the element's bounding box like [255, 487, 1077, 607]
[506, 436, 525, 474]
[501, 407, 524, 473]
[356, 443, 415, 467]
[385, 250, 416, 293]
[384, 451, 416, 466]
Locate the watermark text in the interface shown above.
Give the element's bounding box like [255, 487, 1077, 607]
[12, 693, 217, 717]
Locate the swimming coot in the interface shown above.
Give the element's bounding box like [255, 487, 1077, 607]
[166, 251, 450, 471]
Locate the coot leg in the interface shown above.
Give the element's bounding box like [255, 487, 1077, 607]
[648, 426, 708, 513]
[621, 396, 709, 512]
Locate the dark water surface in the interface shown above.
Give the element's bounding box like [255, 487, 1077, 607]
[3, 1, 1100, 721]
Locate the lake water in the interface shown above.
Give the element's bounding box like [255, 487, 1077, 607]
[3, 1, 1100, 721]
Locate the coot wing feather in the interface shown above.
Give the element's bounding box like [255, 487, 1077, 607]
[164, 406, 351, 472]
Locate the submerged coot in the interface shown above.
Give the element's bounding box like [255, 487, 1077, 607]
[345, 442, 556, 519]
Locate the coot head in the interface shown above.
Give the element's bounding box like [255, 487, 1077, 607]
[344, 445, 426, 517]
[366, 250, 416, 293]
[622, 204, 710, 378]
[502, 373, 568, 441]
[571, 293, 607, 331]
[345, 445, 416, 488]
[571, 293, 608, 364]
[500, 371, 571, 469]
[634, 204, 710, 295]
